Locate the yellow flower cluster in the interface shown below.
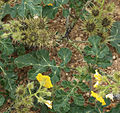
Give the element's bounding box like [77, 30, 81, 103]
[91, 91, 106, 106]
[36, 73, 53, 88]
[36, 73, 53, 109]
[94, 70, 103, 88]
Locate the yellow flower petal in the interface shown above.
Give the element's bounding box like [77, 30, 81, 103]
[93, 81, 100, 88]
[48, 3, 53, 6]
[94, 70, 102, 81]
[36, 73, 53, 88]
[45, 100, 52, 109]
[91, 91, 106, 106]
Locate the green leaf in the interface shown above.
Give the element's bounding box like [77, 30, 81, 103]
[84, 36, 112, 68]
[15, 48, 72, 83]
[78, 82, 89, 92]
[0, 38, 14, 56]
[42, 6, 58, 19]
[15, 50, 50, 79]
[3, 72, 17, 99]
[69, 104, 98, 113]
[43, 0, 54, 5]
[53, 89, 70, 113]
[58, 48, 72, 68]
[56, 0, 69, 5]
[0, 95, 5, 106]
[15, 44, 25, 56]
[53, 79, 87, 112]
[61, 80, 73, 88]
[1, 4, 13, 19]
[63, 8, 69, 17]
[1, 0, 42, 18]
[73, 94, 84, 106]
[41, 104, 49, 113]
[110, 22, 120, 53]
[50, 60, 60, 83]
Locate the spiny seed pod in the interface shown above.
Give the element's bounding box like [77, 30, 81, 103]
[82, 19, 98, 36]
[102, 18, 111, 27]
[113, 72, 120, 82]
[2, 17, 56, 48]
[97, 31, 109, 43]
[105, 3, 115, 13]
[86, 22, 96, 32]
[15, 102, 30, 113]
[20, 29, 52, 47]
[100, 16, 114, 30]
[27, 82, 34, 89]
[23, 96, 33, 107]
[92, 9, 99, 17]
[16, 85, 26, 97]
[97, 31, 109, 38]
[19, 17, 48, 30]
[89, 5, 102, 18]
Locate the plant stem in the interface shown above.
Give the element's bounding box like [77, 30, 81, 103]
[68, 39, 83, 54]
[0, 66, 7, 77]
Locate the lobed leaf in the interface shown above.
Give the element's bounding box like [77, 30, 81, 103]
[0, 95, 5, 106]
[110, 22, 120, 53]
[84, 36, 112, 68]
[15, 48, 72, 84]
[0, 38, 14, 56]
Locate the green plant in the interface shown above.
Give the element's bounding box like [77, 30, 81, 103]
[84, 35, 112, 68]
[13, 73, 53, 113]
[2, 17, 56, 48]
[14, 48, 72, 84]
[92, 70, 120, 98]
[0, 37, 17, 106]
[110, 21, 120, 53]
[81, 0, 115, 43]
[0, 0, 120, 113]
[51, 66, 91, 113]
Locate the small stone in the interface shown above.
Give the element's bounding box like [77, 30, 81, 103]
[107, 67, 111, 69]
[20, 81, 23, 85]
[76, 37, 82, 41]
[113, 55, 116, 60]
[67, 77, 71, 81]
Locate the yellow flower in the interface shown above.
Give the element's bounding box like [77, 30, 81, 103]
[45, 100, 52, 109]
[91, 91, 106, 106]
[94, 81, 100, 88]
[94, 70, 102, 81]
[93, 70, 103, 88]
[36, 73, 53, 88]
[48, 3, 53, 6]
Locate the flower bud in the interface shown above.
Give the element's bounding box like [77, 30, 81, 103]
[47, 92, 51, 96]
[27, 82, 34, 89]
[38, 97, 45, 103]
